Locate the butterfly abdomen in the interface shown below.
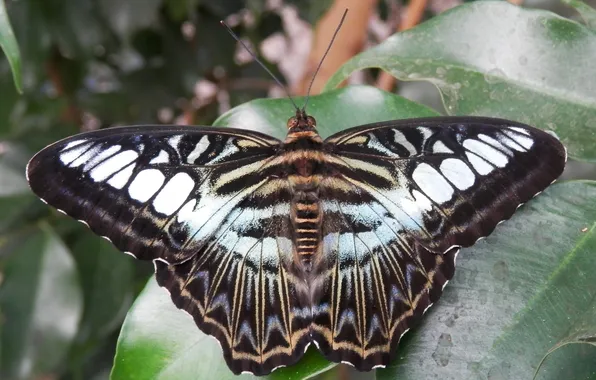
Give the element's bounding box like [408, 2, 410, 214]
[284, 146, 326, 272]
[283, 128, 327, 271]
[290, 186, 322, 272]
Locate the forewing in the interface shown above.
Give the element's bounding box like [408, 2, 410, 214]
[155, 182, 312, 375]
[324, 116, 566, 254]
[27, 125, 281, 264]
[310, 177, 456, 370]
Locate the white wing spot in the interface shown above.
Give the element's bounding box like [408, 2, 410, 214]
[177, 199, 197, 222]
[153, 173, 195, 215]
[69, 145, 101, 168]
[90, 148, 139, 182]
[84, 145, 122, 172]
[503, 130, 534, 150]
[412, 189, 433, 212]
[393, 130, 417, 155]
[149, 150, 169, 164]
[510, 126, 531, 136]
[477, 134, 512, 155]
[61, 139, 88, 151]
[432, 140, 454, 154]
[464, 139, 508, 168]
[440, 158, 476, 190]
[108, 164, 135, 189]
[59, 142, 93, 165]
[465, 153, 494, 175]
[128, 169, 165, 202]
[168, 135, 183, 149]
[417, 127, 434, 141]
[412, 163, 454, 203]
[187, 135, 210, 163]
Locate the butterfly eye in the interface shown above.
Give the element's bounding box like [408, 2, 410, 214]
[287, 117, 299, 129]
[307, 116, 317, 127]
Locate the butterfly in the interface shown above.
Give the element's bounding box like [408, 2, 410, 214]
[26, 106, 566, 375]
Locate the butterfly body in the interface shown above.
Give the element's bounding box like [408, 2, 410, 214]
[282, 111, 326, 272]
[26, 110, 566, 375]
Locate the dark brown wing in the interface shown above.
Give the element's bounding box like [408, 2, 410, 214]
[324, 116, 566, 254]
[309, 177, 456, 370]
[154, 180, 312, 375]
[27, 125, 281, 264]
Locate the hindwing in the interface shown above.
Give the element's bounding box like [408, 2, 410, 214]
[311, 177, 457, 370]
[155, 180, 312, 375]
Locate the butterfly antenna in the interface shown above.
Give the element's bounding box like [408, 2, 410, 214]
[302, 9, 348, 112]
[220, 20, 300, 111]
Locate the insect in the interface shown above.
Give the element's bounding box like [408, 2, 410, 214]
[26, 12, 566, 377]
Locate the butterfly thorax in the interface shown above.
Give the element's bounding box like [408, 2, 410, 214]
[283, 110, 326, 272]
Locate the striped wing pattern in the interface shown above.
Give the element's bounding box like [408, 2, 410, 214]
[154, 184, 313, 375]
[27, 126, 281, 264]
[26, 116, 566, 375]
[312, 178, 457, 369]
[325, 117, 566, 253]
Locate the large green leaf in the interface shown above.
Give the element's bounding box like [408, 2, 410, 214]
[0, 0, 22, 93]
[70, 233, 135, 343]
[111, 86, 437, 380]
[0, 224, 83, 379]
[0, 143, 36, 234]
[215, 85, 439, 140]
[325, 2, 596, 162]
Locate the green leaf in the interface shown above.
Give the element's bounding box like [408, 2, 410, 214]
[111, 86, 437, 380]
[377, 180, 596, 380]
[70, 233, 135, 343]
[325, 2, 596, 162]
[534, 295, 596, 380]
[562, 0, 596, 29]
[0, 0, 22, 93]
[0, 224, 83, 379]
[0, 143, 36, 234]
[215, 85, 439, 139]
[0, 142, 31, 197]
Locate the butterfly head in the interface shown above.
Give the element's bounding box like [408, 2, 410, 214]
[287, 109, 317, 132]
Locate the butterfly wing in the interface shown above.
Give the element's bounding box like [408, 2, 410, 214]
[154, 180, 312, 375]
[312, 177, 457, 369]
[310, 116, 566, 369]
[27, 125, 281, 264]
[324, 116, 566, 254]
[27, 125, 312, 374]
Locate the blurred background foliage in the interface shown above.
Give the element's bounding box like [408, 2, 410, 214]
[0, 0, 595, 379]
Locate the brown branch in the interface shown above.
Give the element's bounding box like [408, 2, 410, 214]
[294, 0, 378, 96]
[376, 0, 428, 91]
